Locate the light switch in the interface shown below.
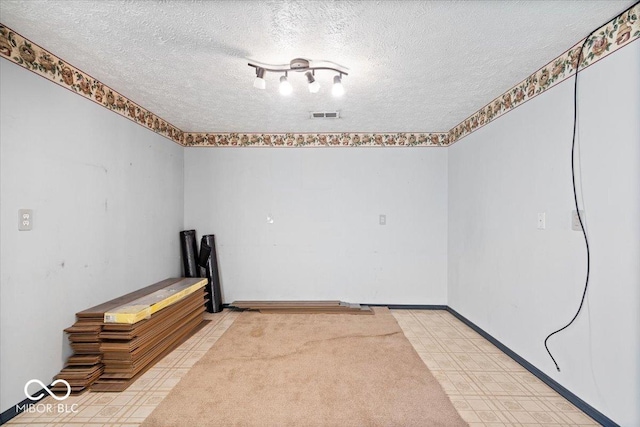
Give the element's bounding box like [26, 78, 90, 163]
[572, 210, 585, 231]
[379, 214, 386, 226]
[537, 213, 546, 230]
[19, 209, 33, 231]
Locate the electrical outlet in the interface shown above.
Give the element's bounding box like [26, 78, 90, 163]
[571, 210, 585, 231]
[537, 213, 546, 230]
[379, 214, 386, 226]
[19, 209, 33, 231]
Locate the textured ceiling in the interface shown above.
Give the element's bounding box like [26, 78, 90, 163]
[0, 0, 634, 133]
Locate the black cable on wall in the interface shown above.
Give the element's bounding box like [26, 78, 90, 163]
[542, 2, 638, 371]
[544, 2, 624, 372]
[542, 30, 591, 372]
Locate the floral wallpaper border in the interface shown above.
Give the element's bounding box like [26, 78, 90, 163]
[448, 3, 639, 145]
[0, 24, 185, 145]
[0, 2, 637, 148]
[181, 132, 449, 147]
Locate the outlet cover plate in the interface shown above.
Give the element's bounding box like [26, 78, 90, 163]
[19, 209, 33, 231]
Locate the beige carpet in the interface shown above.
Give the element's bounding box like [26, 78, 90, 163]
[141, 307, 467, 426]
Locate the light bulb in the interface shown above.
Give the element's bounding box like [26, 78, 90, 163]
[332, 75, 344, 97]
[308, 80, 320, 93]
[253, 67, 266, 89]
[305, 71, 320, 93]
[253, 77, 266, 90]
[279, 75, 293, 95]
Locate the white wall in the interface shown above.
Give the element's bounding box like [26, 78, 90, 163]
[448, 44, 640, 426]
[0, 61, 184, 413]
[184, 148, 448, 305]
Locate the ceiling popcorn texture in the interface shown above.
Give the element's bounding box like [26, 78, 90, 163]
[0, 0, 636, 142]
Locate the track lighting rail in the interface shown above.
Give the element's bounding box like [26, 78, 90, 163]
[248, 58, 348, 96]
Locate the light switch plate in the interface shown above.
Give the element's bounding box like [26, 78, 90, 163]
[19, 209, 33, 231]
[572, 210, 585, 231]
[379, 214, 386, 226]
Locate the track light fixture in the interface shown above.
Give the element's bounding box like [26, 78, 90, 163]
[248, 58, 348, 96]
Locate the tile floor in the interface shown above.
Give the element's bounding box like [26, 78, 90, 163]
[6, 309, 597, 426]
[393, 310, 597, 426]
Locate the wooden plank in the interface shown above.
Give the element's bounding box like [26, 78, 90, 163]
[56, 277, 208, 394]
[70, 342, 102, 354]
[103, 279, 206, 324]
[76, 278, 184, 318]
[231, 300, 341, 308]
[100, 290, 205, 336]
[64, 324, 102, 334]
[101, 306, 205, 356]
[258, 308, 373, 315]
[66, 355, 101, 366]
[68, 333, 102, 343]
[103, 315, 203, 376]
[230, 300, 373, 314]
[91, 318, 209, 391]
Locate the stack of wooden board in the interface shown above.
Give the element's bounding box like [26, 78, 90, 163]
[53, 277, 207, 394]
[230, 300, 373, 314]
[93, 287, 206, 392]
[53, 319, 104, 393]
